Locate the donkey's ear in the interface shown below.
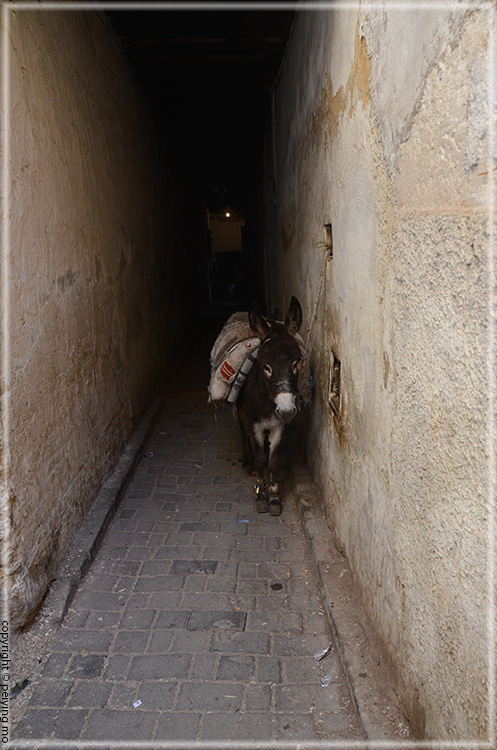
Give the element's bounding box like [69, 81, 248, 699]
[249, 301, 271, 339]
[285, 296, 302, 335]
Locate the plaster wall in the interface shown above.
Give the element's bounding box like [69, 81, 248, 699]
[4, 10, 198, 628]
[268, 4, 494, 740]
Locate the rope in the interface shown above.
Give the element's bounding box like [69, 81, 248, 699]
[304, 241, 333, 357]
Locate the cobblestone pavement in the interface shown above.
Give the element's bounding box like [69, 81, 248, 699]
[11, 320, 365, 746]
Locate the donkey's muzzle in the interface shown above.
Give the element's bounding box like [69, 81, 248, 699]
[275, 393, 298, 423]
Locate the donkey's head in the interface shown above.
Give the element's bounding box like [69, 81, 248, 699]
[249, 297, 303, 424]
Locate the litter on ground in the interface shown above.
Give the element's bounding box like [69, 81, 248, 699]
[314, 643, 335, 661]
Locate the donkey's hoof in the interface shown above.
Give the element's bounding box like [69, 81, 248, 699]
[269, 499, 282, 516]
[255, 496, 270, 513]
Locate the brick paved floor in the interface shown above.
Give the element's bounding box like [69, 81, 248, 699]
[11, 317, 365, 745]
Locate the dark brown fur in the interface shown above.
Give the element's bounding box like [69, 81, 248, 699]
[236, 297, 303, 514]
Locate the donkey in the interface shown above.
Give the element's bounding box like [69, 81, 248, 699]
[236, 297, 303, 516]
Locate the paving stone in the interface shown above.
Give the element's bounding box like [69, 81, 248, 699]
[179, 522, 219, 532]
[156, 546, 200, 560]
[181, 592, 233, 610]
[155, 711, 201, 739]
[147, 591, 182, 609]
[258, 562, 291, 579]
[313, 708, 354, 736]
[233, 549, 276, 563]
[274, 683, 314, 712]
[64, 609, 90, 628]
[199, 712, 239, 739]
[176, 681, 244, 711]
[257, 655, 282, 683]
[170, 559, 218, 575]
[53, 629, 114, 653]
[183, 574, 208, 591]
[189, 653, 219, 680]
[120, 608, 156, 630]
[125, 545, 158, 561]
[68, 681, 112, 708]
[133, 574, 185, 592]
[211, 631, 270, 655]
[132, 680, 177, 710]
[215, 501, 233, 511]
[264, 536, 281, 550]
[108, 681, 139, 709]
[118, 508, 136, 519]
[245, 683, 272, 711]
[236, 535, 265, 549]
[67, 654, 106, 679]
[73, 591, 124, 611]
[147, 629, 175, 653]
[154, 609, 189, 629]
[13, 708, 88, 740]
[205, 576, 237, 593]
[170, 629, 212, 653]
[164, 531, 195, 546]
[193, 531, 238, 546]
[304, 612, 329, 634]
[113, 629, 149, 653]
[28, 679, 74, 707]
[140, 560, 173, 576]
[283, 654, 323, 683]
[130, 653, 191, 680]
[102, 655, 131, 681]
[187, 609, 246, 631]
[86, 611, 122, 629]
[276, 713, 315, 740]
[234, 712, 275, 740]
[82, 709, 158, 740]
[217, 654, 255, 681]
[254, 594, 288, 613]
[42, 652, 72, 678]
[237, 578, 268, 596]
[238, 562, 257, 578]
[272, 633, 332, 658]
[201, 545, 232, 561]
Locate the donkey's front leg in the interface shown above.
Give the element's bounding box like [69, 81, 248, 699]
[267, 479, 282, 516]
[254, 479, 269, 513]
[252, 428, 271, 513]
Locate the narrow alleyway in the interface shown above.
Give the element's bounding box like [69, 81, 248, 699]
[11, 315, 365, 745]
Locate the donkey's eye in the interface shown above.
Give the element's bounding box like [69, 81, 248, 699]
[263, 364, 273, 378]
[292, 359, 300, 375]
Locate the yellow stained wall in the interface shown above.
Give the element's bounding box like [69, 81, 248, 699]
[5, 10, 198, 628]
[267, 5, 493, 741]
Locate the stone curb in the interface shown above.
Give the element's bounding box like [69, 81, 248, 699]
[43, 397, 164, 627]
[291, 462, 412, 743]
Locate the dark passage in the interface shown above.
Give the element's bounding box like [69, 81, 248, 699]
[107, 6, 295, 311]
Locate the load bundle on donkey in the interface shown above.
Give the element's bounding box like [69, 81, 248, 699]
[208, 297, 311, 516]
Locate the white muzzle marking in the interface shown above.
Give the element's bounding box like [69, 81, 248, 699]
[275, 392, 297, 423]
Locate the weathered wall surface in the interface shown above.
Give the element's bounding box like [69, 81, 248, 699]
[5, 10, 199, 628]
[267, 3, 494, 740]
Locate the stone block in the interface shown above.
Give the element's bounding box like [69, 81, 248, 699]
[187, 610, 246, 631]
[217, 654, 255, 681]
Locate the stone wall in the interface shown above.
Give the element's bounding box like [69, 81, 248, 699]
[5, 10, 200, 629]
[267, 4, 494, 740]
